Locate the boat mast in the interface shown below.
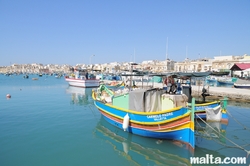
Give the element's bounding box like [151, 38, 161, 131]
[166, 37, 168, 60]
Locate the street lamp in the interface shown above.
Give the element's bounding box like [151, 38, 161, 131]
[89, 54, 95, 65]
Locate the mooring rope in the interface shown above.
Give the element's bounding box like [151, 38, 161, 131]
[231, 107, 250, 119]
[227, 109, 250, 132]
[88, 105, 99, 121]
[196, 115, 250, 157]
[195, 120, 250, 150]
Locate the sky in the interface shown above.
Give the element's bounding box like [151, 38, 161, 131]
[0, 0, 250, 66]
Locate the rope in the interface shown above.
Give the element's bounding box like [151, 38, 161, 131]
[227, 109, 250, 132]
[229, 107, 250, 119]
[195, 120, 250, 150]
[88, 105, 99, 121]
[196, 114, 250, 156]
[195, 117, 250, 151]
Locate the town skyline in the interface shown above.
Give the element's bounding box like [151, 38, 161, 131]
[1, 54, 250, 76]
[0, 53, 248, 67]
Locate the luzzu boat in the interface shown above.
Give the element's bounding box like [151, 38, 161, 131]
[192, 99, 228, 124]
[92, 84, 196, 149]
[104, 81, 125, 89]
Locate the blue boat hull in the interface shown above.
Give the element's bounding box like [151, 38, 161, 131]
[101, 112, 195, 149]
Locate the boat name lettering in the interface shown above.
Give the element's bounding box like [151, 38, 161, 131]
[147, 112, 173, 119]
[195, 106, 212, 110]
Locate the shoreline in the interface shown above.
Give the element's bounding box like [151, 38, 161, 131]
[191, 85, 250, 102]
[132, 81, 250, 102]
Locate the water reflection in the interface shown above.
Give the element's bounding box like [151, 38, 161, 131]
[94, 116, 194, 166]
[66, 86, 93, 105]
[228, 100, 250, 108]
[94, 117, 231, 166]
[195, 121, 227, 144]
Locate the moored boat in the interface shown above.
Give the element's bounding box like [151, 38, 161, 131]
[191, 100, 228, 124]
[234, 83, 250, 89]
[103, 81, 125, 89]
[217, 77, 237, 86]
[65, 69, 100, 88]
[234, 79, 250, 89]
[92, 84, 195, 149]
[23, 74, 29, 79]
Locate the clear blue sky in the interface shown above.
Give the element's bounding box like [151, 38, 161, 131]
[0, 0, 249, 66]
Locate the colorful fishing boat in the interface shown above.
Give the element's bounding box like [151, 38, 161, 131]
[191, 99, 228, 124]
[104, 81, 125, 89]
[92, 84, 195, 149]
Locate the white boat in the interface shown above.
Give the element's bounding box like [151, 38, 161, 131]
[65, 69, 100, 88]
[233, 79, 250, 89]
[65, 76, 100, 88]
[234, 83, 250, 89]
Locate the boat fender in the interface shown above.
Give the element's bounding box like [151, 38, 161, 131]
[122, 113, 129, 131]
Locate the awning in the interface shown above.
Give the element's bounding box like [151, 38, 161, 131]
[230, 63, 250, 71]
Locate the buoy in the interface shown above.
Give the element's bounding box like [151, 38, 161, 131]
[122, 113, 130, 131]
[6, 94, 11, 98]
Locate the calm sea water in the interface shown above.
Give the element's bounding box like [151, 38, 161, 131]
[0, 74, 250, 166]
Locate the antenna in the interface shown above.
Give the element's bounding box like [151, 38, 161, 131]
[166, 37, 168, 60]
[186, 46, 188, 59]
[134, 48, 135, 62]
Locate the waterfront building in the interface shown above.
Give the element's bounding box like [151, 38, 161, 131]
[174, 54, 249, 73]
[0, 54, 249, 75]
[174, 58, 207, 72]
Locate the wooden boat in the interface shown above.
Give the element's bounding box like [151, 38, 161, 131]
[206, 76, 218, 85]
[217, 77, 237, 86]
[94, 116, 193, 165]
[103, 81, 125, 89]
[191, 100, 228, 124]
[92, 84, 195, 149]
[65, 69, 100, 88]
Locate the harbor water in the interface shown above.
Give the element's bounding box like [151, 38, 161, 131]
[0, 75, 250, 166]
